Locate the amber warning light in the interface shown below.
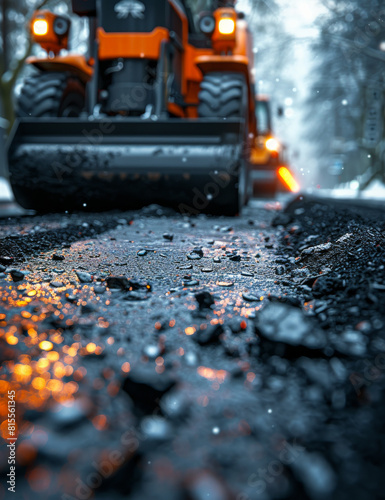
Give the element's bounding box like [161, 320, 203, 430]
[278, 167, 300, 193]
[265, 138, 280, 153]
[33, 19, 49, 36]
[218, 18, 236, 35]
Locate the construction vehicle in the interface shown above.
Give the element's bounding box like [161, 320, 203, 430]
[250, 96, 299, 196]
[7, 0, 258, 215]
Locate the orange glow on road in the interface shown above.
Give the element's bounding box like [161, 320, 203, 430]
[86, 342, 96, 354]
[197, 366, 228, 383]
[121, 362, 131, 373]
[278, 166, 300, 193]
[39, 341, 53, 351]
[185, 327, 196, 336]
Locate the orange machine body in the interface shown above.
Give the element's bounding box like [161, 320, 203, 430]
[28, 2, 256, 129]
[249, 95, 298, 194]
[31, 10, 70, 55]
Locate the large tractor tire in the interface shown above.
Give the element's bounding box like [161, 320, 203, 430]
[17, 71, 85, 118]
[198, 72, 248, 215]
[11, 72, 86, 211]
[198, 73, 246, 118]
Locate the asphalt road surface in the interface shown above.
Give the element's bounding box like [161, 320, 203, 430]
[0, 196, 385, 500]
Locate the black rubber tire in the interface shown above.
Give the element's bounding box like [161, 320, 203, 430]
[198, 72, 248, 215]
[198, 72, 246, 119]
[253, 178, 279, 198]
[17, 71, 85, 118]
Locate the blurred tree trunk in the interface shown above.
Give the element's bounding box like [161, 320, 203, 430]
[1, 0, 8, 70]
[0, 0, 56, 132]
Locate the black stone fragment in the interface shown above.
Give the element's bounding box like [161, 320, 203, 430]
[195, 291, 215, 310]
[194, 323, 224, 345]
[272, 213, 294, 227]
[187, 254, 201, 261]
[0, 256, 13, 266]
[10, 270, 24, 282]
[106, 276, 131, 290]
[106, 276, 152, 292]
[269, 295, 302, 308]
[229, 318, 245, 333]
[122, 366, 176, 413]
[192, 247, 204, 257]
[183, 279, 199, 287]
[242, 293, 259, 302]
[76, 271, 92, 283]
[256, 302, 326, 357]
[179, 264, 193, 270]
[52, 254, 65, 261]
[312, 276, 342, 298]
[50, 281, 64, 288]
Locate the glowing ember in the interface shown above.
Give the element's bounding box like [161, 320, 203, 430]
[27, 467, 51, 492]
[14, 364, 33, 380]
[92, 414, 108, 431]
[32, 377, 46, 390]
[197, 366, 228, 383]
[6, 335, 18, 345]
[185, 327, 196, 336]
[86, 342, 96, 354]
[121, 362, 131, 373]
[47, 351, 59, 361]
[39, 341, 53, 351]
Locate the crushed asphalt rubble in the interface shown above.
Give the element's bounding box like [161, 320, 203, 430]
[0, 198, 384, 500]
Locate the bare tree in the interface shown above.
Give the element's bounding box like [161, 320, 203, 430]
[0, 0, 67, 130]
[307, 0, 385, 186]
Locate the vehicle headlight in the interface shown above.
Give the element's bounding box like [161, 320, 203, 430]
[266, 138, 280, 152]
[218, 18, 236, 35]
[33, 19, 49, 36]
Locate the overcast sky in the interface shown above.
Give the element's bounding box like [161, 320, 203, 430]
[279, 0, 326, 36]
[237, 0, 326, 37]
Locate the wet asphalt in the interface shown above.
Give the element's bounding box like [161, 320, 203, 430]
[0, 196, 385, 500]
